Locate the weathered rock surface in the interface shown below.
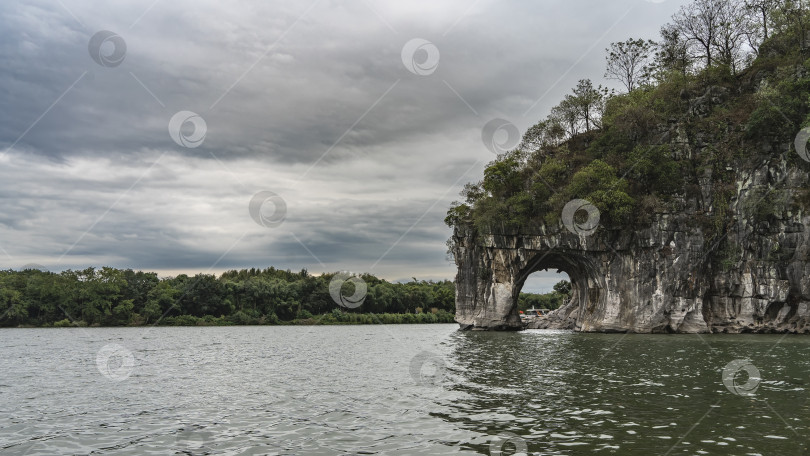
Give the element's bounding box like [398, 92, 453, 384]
[451, 149, 810, 333]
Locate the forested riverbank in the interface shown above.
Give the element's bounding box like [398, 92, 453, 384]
[0, 267, 460, 327]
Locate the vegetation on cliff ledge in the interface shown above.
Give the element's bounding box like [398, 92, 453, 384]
[446, 0, 810, 238]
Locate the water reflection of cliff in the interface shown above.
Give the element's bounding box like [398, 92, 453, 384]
[437, 331, 810, 455]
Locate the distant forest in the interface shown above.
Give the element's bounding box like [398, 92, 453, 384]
[518, 280, 571, 312]
[0, 267, 459, 327]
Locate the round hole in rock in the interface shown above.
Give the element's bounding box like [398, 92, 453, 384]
[518, 270, 572, 317]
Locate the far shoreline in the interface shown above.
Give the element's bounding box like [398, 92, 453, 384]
[3, 310, 458, 328]
[3, 321, 461, 329]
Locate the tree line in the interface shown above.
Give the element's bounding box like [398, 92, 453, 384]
[518, 280, 571, 311]
[0, 266, 460, 327]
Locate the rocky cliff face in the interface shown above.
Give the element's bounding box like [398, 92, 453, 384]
[452, 120, 810, 333]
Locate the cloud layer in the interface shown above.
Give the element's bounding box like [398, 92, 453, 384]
[0, 0, 688, 290]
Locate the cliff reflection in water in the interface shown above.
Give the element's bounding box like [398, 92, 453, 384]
[440, 330, 810, 455]
[2, 326, 808, 455]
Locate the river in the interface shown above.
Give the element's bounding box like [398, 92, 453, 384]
[1, 325, 808, 455]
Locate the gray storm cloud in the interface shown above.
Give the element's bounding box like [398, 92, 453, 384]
[0, 0, 688, 289]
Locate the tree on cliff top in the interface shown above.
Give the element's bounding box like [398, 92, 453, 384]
[605, 38, 657, 92]
[745, 0, 780, 40]
[668, 0, 770, 73]
[447, 0, 810, 237]
[671, 0, 726, 69]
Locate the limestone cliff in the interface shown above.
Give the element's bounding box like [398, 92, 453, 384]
[449, 60, 810, 333]
[452, 159, 810, 333]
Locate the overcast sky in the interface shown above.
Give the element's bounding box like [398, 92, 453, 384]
[0, 0, 688, 292]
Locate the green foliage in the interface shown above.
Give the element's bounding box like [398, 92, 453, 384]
[517, 281, 571, 311]
[717, 243, 742, 272]
[599, 87, 660, 140]
[745, 61, 810, 140]
[743, 186, 791, 222]
[0, 267, 457, 327]
[518, 293, 562, 311]
[654, 25, 693, 77]
[446, 0, 810, 239]
[548, 160, 636, 225]
[626, 145, 684, 196]
[605, 38, 657, 91]
[444, 202, 471, 227]
[709, 183, 736, 238]
[295, 309, 455, 325]
[482, 150, 526, 197]
[553, 280, 572, 296]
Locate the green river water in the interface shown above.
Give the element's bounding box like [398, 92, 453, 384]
[1, 325, 808, 455]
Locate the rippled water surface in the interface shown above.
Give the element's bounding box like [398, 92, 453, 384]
[2, 325, 809, 455]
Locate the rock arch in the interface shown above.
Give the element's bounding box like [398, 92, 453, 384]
[450, 222, 720, 332]
[452, 226, 629, 332]
[451, 177, 810, 334]
[513, 250, 604, 331]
